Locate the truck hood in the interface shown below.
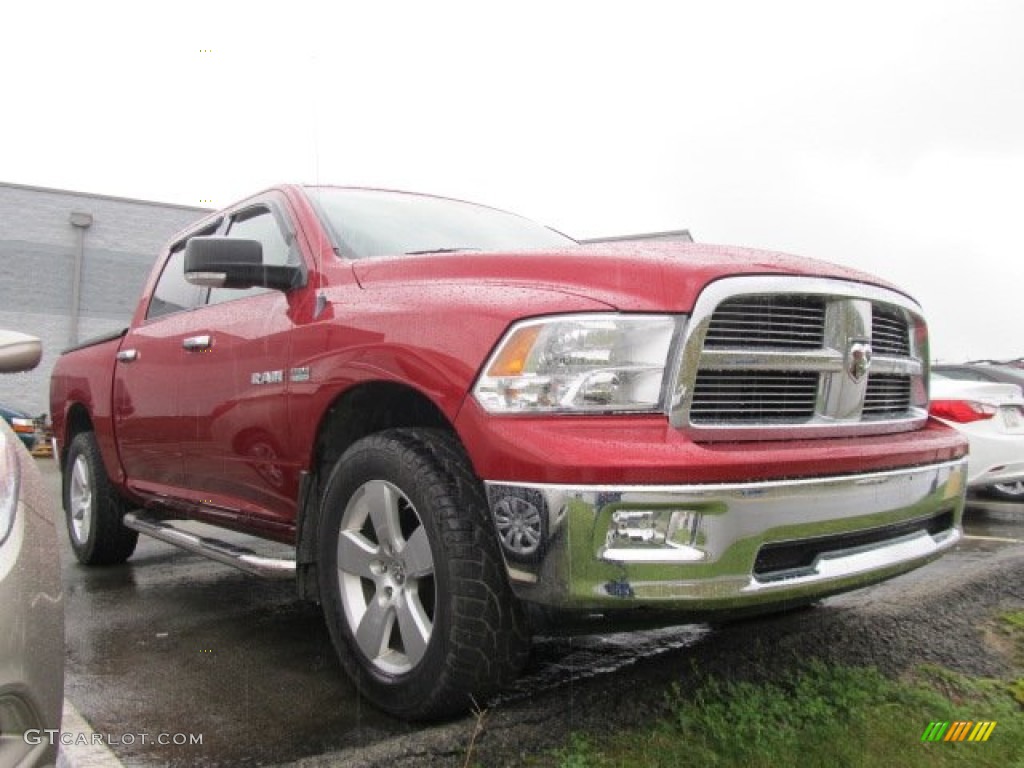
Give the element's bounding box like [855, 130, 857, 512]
[350, 241, 909, 312]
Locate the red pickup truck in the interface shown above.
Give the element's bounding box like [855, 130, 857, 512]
[50, 185, 968, 719]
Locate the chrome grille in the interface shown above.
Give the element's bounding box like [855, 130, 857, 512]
[704, 296, 825, 349]
[691, 371, 818, 423]
[863, 374, 911, 417]
[872, 305, 910, 356]
[671, 276, 929, 439]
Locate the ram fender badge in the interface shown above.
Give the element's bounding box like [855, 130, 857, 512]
[251, 370, 284, 385]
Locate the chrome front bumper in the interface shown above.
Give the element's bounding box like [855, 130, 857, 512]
[484, 459, 966, 612]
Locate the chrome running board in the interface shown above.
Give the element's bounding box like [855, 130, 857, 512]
[123, 512, 296, 579]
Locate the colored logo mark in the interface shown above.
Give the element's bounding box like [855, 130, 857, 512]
[921, 721, 997, 742]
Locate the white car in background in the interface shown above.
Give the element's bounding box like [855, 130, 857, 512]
[930, 374, 1024, 501]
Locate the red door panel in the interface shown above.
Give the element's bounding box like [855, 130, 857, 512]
[177, 291, 299, 523]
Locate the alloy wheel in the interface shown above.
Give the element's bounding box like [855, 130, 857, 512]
[335, 480, 435, 675]
[69, 454, 93, 544]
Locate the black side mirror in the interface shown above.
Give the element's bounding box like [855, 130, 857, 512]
[184, 237, 304, 292]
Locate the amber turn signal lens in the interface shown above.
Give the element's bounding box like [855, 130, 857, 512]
[486, 325, 543, 377]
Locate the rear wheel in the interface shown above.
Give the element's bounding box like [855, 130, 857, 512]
[317, 428, 530, 720]
[987, 481, 1024, 502]
[64, 432, 138, 565]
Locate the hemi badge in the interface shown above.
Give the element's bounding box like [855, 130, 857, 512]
[290, 367, 311, 383]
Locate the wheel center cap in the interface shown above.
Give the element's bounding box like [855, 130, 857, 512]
[510, 511, 528, 531]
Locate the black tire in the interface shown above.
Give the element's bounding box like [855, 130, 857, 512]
[986, 481, 1024, 502]
[64, 431, 138, 565]
[317, 428, 530, 720]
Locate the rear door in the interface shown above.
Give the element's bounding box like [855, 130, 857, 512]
[113, 221, 220, 494]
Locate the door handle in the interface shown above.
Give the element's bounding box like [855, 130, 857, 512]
[116, 349, 139, 363]
[182, 335, 213, 351]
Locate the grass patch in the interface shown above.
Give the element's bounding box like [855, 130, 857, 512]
[544, 661, 1023, 768]
[999, 610, 1024, 706]
[1001, 611, 1024, 632]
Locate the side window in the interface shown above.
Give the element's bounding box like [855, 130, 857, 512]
[207, 207, 295, 306]
[146, 245, 204, 320]
[228, 208, 294, 266]
[146, 220, 221, 320]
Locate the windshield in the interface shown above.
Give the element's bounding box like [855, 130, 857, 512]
[307, 187, 577, 260]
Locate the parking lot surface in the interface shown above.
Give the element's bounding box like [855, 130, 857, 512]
[40, 458, 1023, 767]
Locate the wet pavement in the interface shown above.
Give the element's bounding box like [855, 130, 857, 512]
[37, 458, 1023, 767]
[960, 494, 1024, 541]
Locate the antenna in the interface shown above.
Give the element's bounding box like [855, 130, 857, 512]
[310, 53, 327, 320]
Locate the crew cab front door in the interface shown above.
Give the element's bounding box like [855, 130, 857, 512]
[176, 198, 307, 529]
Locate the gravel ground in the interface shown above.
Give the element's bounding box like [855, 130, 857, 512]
[279, 544, 1024, 767]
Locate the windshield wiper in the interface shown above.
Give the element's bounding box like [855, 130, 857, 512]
[403, 247, 480, 255]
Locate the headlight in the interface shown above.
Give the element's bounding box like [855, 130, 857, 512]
[473, 314, 682, 413]
[0, 428, 20, 546]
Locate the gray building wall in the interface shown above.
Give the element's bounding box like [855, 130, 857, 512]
[0, 183, 209, 415]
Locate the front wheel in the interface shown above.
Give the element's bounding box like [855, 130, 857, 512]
[317, 428, 530, 720]
[64, 431, 138, 565]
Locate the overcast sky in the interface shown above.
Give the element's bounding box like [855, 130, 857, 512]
[3, 1, 1022, 362]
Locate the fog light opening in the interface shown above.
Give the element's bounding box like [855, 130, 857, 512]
[608, 508, 701, 549]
